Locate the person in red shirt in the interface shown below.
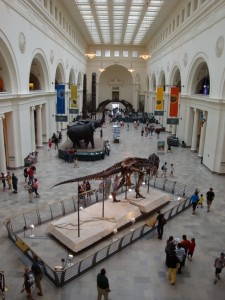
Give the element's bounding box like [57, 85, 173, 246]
[27, 167, 34, 185]
[33, 178, 40, 198]
[180, 235, 190, 266]
[187, 238, 196, 261]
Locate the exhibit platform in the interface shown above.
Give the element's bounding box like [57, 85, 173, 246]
[58, 138, 106, 161]
[48, 188, 171, 253]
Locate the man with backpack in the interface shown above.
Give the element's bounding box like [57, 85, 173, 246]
[21, 267, 35, 300]
[154, 210, 167, 240]
[161, 162, 167, 178]
[31, 255, 44, 296]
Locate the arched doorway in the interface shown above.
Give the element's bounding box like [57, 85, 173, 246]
[97, 99, 134, 112]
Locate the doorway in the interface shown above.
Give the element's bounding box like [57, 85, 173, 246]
[112, 91, 119, 101]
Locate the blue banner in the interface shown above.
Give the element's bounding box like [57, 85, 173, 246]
[56, 85, 65, 114]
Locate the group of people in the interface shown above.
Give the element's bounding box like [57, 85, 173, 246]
[165, 234, 196, 285]
[78, 181, 93, 205]
[26, 152, 38, 164]
[23, 164, 40, 202]
[1, 171, 18, 193]
[159, 162, 175, 178]
[141, 124, 155, 137]
[191, 187, 215, 214]
[64, 147, 77, 163]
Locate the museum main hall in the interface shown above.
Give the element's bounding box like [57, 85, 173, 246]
[0, 1, 225, 299]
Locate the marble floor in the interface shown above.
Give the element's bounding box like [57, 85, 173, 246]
[0, 119, 225, 300]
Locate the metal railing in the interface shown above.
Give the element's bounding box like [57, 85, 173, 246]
[4, 178, 195, 287]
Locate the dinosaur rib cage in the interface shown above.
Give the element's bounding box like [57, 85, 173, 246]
[53, 157, 159, 188]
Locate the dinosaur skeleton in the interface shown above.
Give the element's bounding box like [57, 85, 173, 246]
[53, 154, 160, 202]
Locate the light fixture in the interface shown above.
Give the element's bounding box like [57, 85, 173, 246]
[99, 53, 105, 72]
[128, 62, 134, 73]
[140, 1, 151, 60]
[140, 54, 151, 60]
[68, 254, 74, 266]
[128, 67, 134, 73]
[109, 194, 113, 199]
[112, 228, 118, 242]
[128, 51, 134, 73]
[86, 53, 96, 59]
[130, 218, 136, 232]
[86, 1, 96, 59]
[30, 224, 35, 238]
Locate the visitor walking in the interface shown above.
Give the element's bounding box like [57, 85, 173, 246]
[165, 236, 176, 267]
[6, 171, 12, 189]
[154, 210, 166, 240]
[161, 162, 167, 178]
[206, 187, 215, 212]
[167, 251, 179, 285]
[197, 194, 204, 208]
[169, 164, 174, 177]
[21, 267, 34, 300]
[180, 234, 190, 267]
[24, 184, 34, 203]
[31, 255, 44, 296]
[214, 252, 225, 284]
[97, 268, 110, 300]
[48, 138, 52, 151]
[176, 243, 186, 273]
[12, 173, 18, 194]
[187, 238, 196, 261]
[33, 178, 40, 198]
[190, 190, 199, 214]
[24, 167, 28, 183]
[1, 172, 6, 191]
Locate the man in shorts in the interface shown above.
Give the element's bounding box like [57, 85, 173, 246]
[206, 187, 215, 212]
[214, 252, 225, 284]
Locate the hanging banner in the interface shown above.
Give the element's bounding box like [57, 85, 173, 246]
[56, 84, 65, 114]
[70, 85, 78, 109]
[169, 87, 179, 117]
[156, 86, 164, 110]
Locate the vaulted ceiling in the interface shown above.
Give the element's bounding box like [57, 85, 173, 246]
[63, 0, 179, 46]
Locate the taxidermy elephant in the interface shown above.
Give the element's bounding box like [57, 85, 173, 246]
[67, 111, 105, 148]
[67, 121, 100, 148]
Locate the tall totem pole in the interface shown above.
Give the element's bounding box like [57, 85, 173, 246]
[91, 72, 96, 119]
[82, 74, 88, 119]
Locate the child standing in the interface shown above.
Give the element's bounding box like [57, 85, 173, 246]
[74, 157, 79, 168]
[7, 171, 12, 189]
[197, 194, 204, 208]
[24, 185, 34, 203]
[187, 238, 196, 261]
[48, 138, 52, 151]
[33, 178, 40, 198]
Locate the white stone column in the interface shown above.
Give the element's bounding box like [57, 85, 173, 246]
[198, 112, 207, 157]
[31, 107, 36, 151]
[36, 105, 43, 148]
[191, 108, 199, 152]
[0, 114, 7, 174]
[172, 125, 176, 135]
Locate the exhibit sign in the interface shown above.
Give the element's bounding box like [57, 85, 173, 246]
[157, 140, 165, 153]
